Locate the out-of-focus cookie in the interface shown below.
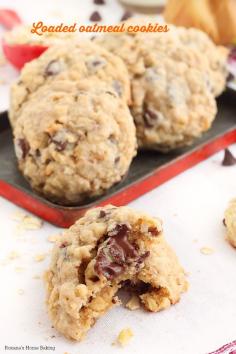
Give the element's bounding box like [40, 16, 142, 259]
[96, 23, 219, 150]
[175, 26, 229, 97]
[13, 81, 136, 205]
[44, 205, 188, 340]
[224, 199, 236, 248]
[131, 44, 217, 150]
[95, 21, 228, 98]
[9, 40, 131, 127]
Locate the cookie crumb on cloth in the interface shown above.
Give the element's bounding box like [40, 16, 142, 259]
[12, 211, 43, 231]
[34, 254, 47, 262]
[200, 247, 214, 255]
[116, 328, 134, 346]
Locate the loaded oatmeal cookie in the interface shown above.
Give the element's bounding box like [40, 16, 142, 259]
[10, 40, 131, 127]
[95, 22, 221, 150]
[224, 199, 236, 248]
[95, 20, 228, 97]
[13, 80, 136, 205]
[44, 205, 188, 341]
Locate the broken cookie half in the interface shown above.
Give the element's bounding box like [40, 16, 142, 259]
[44, 205, 188, 341]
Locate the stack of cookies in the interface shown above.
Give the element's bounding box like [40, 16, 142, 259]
[10, 19, 229, 205]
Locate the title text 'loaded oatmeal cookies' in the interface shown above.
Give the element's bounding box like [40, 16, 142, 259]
[224, 199, 236, 248]
[9, 40, 131, 127]
[44, 205, 188, 341]
[13, 81, 136, 205]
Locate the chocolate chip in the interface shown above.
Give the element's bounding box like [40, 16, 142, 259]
[51, 138, 67, 152]
[109, 134, 117, 144]
[89, 11, 102, 22]
[143, 103, 159, 127]
[86, 57, 107, 72]
[148, 226, 160, 236]
[226, 72, 234, 83]
[99, 210, 107, 218]
[16, 138, 30, 159]
[112, 80, 123, 97]
[94, 0, 105, 4]
[122, 279, 152, 295]
[35, 149, 41, 157]
[45, 60, 61, 76]
[121, 11, 133, 21]
[223, 218, 226, 227]
[115, 156, 120, 164]
[134, 281, 152, 295]
[59, 242, 68, 248]
[222, 148, 236, 166]
[89, 275, 99, 282]
[108, 223, 129, 237]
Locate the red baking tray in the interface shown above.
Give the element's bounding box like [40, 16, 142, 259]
[0, 89, 235, 228]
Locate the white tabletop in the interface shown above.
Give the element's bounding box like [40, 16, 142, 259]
[0, 1, 236, 354]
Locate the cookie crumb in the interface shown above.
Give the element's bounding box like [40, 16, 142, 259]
[116, 328, 133, 346]
[15, 267, 24, 272]
[126, 295, 140, 310]
[17, 289, 25, 295]
[34, 254, 47, 262]
[200, 247, 214, 255]
[12, 211, 43, 231]
[8, 251, 20, 260]
[47, 234, 59, 243]
[33, 275, 41, 279]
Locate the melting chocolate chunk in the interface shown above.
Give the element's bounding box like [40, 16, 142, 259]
[95, 224, 139, 280]
[121, 11, 133, 21]
[95, 224, 150, 280]
[94, 0, 105, 4]
[89, 11, 102, 22]
[143, 103, 159, 127]
[222, 148, 236, 166]
[45, 60, 61, 76]
[16, 138, 30, 159]
[148, 226, 160, 236]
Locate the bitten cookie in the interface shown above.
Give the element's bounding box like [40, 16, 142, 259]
[9, 40, 131, 127]
[13, 81, 136, 205]
[224, 199, 236, 248]
[44, 205, 188, 341]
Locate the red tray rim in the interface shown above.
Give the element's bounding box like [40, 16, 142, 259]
[0, 126, 235, 227]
